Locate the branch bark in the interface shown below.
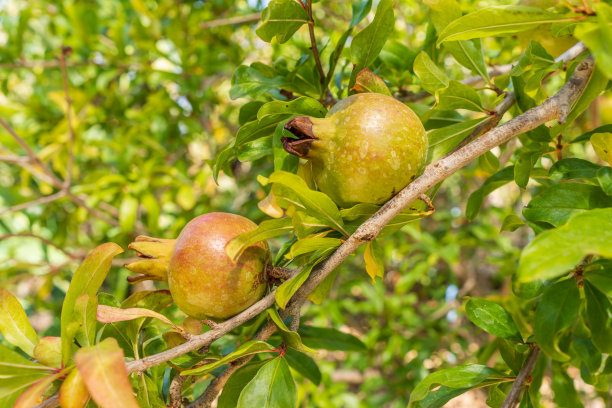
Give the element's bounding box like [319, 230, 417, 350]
[500, 346, 541, 408]
[200, 13, 261, 29]
[34, 48, 594, 408]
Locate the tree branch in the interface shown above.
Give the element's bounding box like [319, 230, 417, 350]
[34, 48, 594, 408]
[0, 233, 79, 260]
[200, 13, 261, 29]
[500, 345, 541, 408]
[0, 191, 66, 217]
[305, 0, 326, 88]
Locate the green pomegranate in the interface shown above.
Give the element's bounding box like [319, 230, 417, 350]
[283, 93, 427, 207]
[126, 213, 269, 320]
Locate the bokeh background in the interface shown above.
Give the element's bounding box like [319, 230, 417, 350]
[0, 0, 609, 406]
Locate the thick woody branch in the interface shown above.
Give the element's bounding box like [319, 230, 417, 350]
[35, 49, 594, 408]
[500, 346, 541, 408]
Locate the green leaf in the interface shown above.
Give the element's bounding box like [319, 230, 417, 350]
[466, 166, 514, 220]
[237, 356, 297, 408]
[518, 209, 612, 282]
[284, 348, 321, 385]
[591, 132, 612, 165]
[597, 166, 612, 195]
[273, 122, 299, 173]
[257, 97, 326, 120]
[182, 340, 277, 376]
[427, 118, 488, 162]
[262, 171, 347, 236]
[549, 158, 601, 181]
[436, 80, 485, 112]
[256, 0, 310, 44]
[230, 64, 289, 100]
[437, 6, 577, 44]
[523, 183, 612, 228]
[307, 268, 339, 305]
[218, 360, 271, 408]
[0, 288, 38, 356]
[61, 243, 124, 366]
[514, 151, 540, 189]
[413, 51, 449, 94]
[501, 214, 525, 232]
[584, 281, 612, 354]
[236, 114, 289, 146]
[275, 263, 316, 309]
[349, 0, 373, 29]
[551, 362, 584, 407]
[415, 385, 474, 408]
[584, 267, 612, 297]
[351, 68, 392, 95]
[226, 218, 293, 261]
[574, 3, 612, 80]
[288, 237, 342, 259]
[13, 371, 64, 408]
[267, 308, 314, 353]
[425, 0, 488, 80]
[534, 278, 579, 361]
[239, 101, 265, 125]
[349, 0, 395, 87]
[409, 365, 507, 407]
[236, 136, 273, 162]
[299, 325, 367, 351]
[73, 294, 98, 348]
[119, 195, 138, 233]
[465, 298, 522, 342]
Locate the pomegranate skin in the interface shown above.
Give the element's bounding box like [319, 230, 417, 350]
[284, 93, 428, 207]
[167, 213, 268, 320]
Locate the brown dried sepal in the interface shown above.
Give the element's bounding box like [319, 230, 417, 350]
[282, 116, 317, 158]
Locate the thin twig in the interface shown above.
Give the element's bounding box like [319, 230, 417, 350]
[0, 233, 79, 259]
[305, 0, 326, 87]
[200, 13, 261, 29]
[0, 118, 64, 189]
[0, 155, 30, 163]
[0, 191, 66, 217]
[58, 46, 76, 188]
[168, 374, 188, 408]
[500, 346, 541, 408]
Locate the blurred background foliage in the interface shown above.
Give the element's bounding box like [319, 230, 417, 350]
[0, 0, 610, 406]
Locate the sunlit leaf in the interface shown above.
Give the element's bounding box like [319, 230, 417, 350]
[61, 243, 124, 366]
[349, 0, 394, 87]
[518, 208, 612, 282]
[226, 218, 293, 261]
[256, 0, 310, 44]
[437, 6, 578, 44]
[0, 288, 38, 356]
[414, 51, 449, 94]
